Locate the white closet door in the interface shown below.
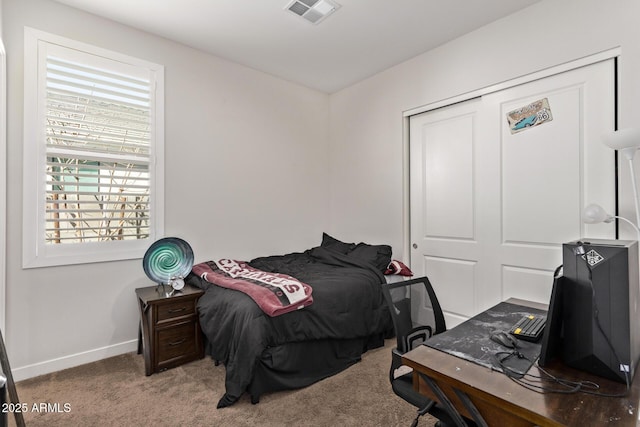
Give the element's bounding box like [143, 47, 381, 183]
[410, 60, 616, 327]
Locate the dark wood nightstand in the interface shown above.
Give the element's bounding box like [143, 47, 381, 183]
[136, 284, 205, 375]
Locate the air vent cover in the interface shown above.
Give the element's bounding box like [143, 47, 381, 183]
[285, 0, 341, 25]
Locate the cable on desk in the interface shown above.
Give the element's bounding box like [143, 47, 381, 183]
[491, 348, 630, 397]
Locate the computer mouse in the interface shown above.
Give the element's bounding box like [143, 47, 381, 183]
[490, 331, 518, 349]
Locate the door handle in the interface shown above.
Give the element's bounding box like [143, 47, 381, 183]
[413, 243, 418, 249]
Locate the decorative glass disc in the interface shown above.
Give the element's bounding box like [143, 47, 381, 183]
[142, 237, 194, 285]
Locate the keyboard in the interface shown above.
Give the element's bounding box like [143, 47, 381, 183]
[509, 314, 546, 342]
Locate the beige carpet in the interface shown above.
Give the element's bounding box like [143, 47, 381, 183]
[12, 339, 438, 426]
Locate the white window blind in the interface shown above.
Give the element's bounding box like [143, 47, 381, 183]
[45, 56, 151, 243]
[24, 28, 165, 268]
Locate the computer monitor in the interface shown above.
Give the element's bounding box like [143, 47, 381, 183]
[539, 239, 640, 384]
[538, 267, 564, 367]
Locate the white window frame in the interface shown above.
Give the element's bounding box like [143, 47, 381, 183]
[1, 36, 7, 331]
[23, 28, 165, 268]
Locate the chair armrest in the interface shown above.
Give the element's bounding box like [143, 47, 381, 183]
[391, 347, 403, 370]
[390, 347, 403, 383]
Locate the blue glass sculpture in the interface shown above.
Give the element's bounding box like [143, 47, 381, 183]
[143, 237, 194, 289]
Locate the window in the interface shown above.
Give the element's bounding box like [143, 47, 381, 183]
[23, 28, 164, 268]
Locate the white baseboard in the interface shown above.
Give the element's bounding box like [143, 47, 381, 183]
[12, 339, 138, 382]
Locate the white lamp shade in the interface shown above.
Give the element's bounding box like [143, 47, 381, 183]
[602, 128, 640, 150]
[582, 203, 614, 224]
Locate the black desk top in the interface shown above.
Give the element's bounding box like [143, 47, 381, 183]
[425, 300, 546, 376]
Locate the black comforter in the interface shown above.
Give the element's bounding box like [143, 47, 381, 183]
[186, 245, 393, 408]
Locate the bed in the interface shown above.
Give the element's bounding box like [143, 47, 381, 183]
[185, 233, 396, 408]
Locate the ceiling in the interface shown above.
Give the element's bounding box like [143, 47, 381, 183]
[51, 0, 539, 93]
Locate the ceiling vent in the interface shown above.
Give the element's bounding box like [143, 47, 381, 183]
[285, 0, 341, 25]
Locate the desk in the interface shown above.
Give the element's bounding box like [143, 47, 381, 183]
[402, 299, 640, 427]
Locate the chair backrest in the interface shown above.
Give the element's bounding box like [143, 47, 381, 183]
[381, 276, 446, 354]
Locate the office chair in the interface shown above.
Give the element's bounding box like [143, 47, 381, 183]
[381, 276, 475, 427]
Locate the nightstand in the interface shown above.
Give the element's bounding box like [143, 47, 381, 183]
[136, 284, 205, 375]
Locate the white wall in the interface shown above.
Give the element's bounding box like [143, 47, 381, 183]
[2, 0, 330, 379]
[328, 0, 640, 257]
[4, 0, 640, 381]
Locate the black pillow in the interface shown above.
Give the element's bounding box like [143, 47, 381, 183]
[349, 242, 392, 272]
[321, 233, 392, 272]
[321, 232, 356, 254]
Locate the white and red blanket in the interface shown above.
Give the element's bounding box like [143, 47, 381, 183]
[192, 259, 313, 317]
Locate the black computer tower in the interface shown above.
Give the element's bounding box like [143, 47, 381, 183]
[562, 239, 640, 383]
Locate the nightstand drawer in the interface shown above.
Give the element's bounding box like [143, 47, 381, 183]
[136, 284, 205, 375]
[157, 321, 198, 363]
[156, 299, 196, 322]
